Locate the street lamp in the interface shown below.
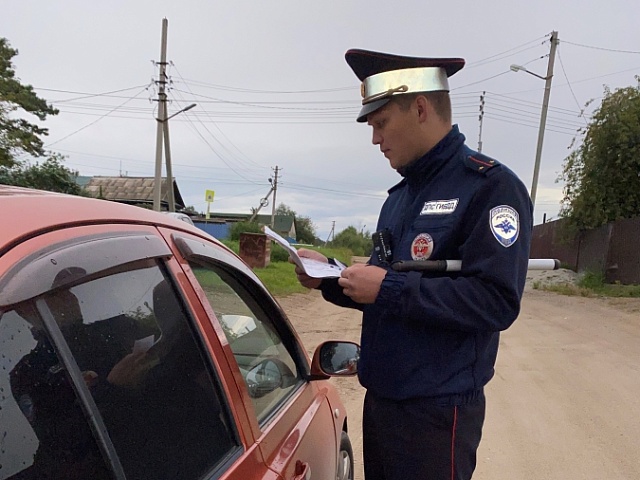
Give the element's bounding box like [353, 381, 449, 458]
[165, 103, 197, 121]
[509, 31, 558, 212]
[509, 64, 547, 81]
[153, 103, 197, 212]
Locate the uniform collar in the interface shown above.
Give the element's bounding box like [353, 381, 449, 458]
[397, 125, 465, 181]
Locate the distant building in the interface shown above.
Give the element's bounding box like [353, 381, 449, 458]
[75, 176, 295, 242]
[196, 213, 296, 242]
[82, 176, 185, 210]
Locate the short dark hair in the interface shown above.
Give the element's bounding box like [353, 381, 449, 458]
[392, 91, 452, 123]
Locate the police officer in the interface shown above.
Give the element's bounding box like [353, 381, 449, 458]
[294, 49, 533, 480]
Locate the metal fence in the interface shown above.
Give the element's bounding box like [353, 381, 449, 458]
[531, 216, 640, 285]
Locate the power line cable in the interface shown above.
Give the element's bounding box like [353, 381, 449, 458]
[486, 98, 587, 126]
[170, 64, 266, 170]
[36, 84, 151, 103]
[486, 105, 584, 129]
[158, 99, 262, 185]
[44, 86, 149, 148]
[560, 40, 640, 55]
[556, 47, 589, 126]
[451, 70, 511, 91]
[466, 37, 549, 69]
[495, 64, 640, 96]
[484, 114, 576, 136]
[283, 182, 387, 200]
[172, 87, 356, 112]
[486, 91, 592, 116]
[173, 77, 354, 94]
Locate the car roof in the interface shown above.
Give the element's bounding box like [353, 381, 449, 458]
[0, 184, 211, 251]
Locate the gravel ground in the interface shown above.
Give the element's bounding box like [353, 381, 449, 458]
[525, 267, 578, 289]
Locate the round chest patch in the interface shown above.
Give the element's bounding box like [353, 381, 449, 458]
[490, 205, 520, 247]
[411, 233, 434, 260]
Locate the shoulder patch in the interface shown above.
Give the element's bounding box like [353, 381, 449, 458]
[464, 152, 501, 174]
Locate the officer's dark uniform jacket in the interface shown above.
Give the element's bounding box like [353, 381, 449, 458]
[320, 125, 533, 404]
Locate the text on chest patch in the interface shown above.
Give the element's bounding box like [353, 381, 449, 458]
[420, 198, 459, 215]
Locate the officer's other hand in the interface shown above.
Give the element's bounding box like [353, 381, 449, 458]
[338, 263, 386, 303]
[289, 248, 327, 289]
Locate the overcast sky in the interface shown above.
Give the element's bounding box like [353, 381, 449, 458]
[3, 1, 640, 240]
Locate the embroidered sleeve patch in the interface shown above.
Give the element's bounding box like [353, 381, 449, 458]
[490, 205, 519, 247]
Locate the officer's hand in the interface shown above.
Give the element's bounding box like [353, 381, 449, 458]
[289, 248, 327, 289]
[338, 263, 386, 304]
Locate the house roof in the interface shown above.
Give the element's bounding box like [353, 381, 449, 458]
[255, 214, 294, 232]
[83, 176, 185, 209]
[206, 212, 294, 230]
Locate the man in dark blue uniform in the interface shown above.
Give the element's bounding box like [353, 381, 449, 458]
[294, 49, 533, 479]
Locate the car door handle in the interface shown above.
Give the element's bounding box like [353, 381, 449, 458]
[292, 460, 311, 480]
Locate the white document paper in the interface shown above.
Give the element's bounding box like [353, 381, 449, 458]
[263, 226, 345, 278]
[132, 335, 155, 354]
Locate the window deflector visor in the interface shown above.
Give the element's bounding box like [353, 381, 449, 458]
[172, 235, 266, 291]
[0, 233, 171, 306]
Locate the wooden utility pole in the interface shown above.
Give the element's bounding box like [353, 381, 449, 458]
[478, 91, 485, 153]
[326, 221, 335, 245]
[153, 18, 169, 211]
[270, 166, 280, 228]
[530, 31, 559, 210]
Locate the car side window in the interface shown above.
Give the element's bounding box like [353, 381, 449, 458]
[0, 305, 111, 480]
[48, 262, 239, 480]
[188, 262, 302, 423]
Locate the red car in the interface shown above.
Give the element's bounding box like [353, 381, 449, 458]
[0, 185, 357, 480]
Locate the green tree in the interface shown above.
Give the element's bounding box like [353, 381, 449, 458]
[275, 202, 317, 244]
[0, 38, 59, 167]
[328, 225, 372, 256]
[183, 205, 201, 215]
[0, 153, 82, 194]
[559, 79, 640, 231]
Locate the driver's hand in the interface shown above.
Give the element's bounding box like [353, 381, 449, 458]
[107, 351, 159, 388]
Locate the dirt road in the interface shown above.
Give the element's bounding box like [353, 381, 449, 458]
[277, 277, 640, 480]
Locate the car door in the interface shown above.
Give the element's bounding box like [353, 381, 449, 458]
[0, 224, 279, 480]
[162, 229, 339, 480]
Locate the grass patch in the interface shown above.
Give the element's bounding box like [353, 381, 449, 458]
[216, 239, 358, 296]
[252, 246, 356, 296]
[540, 283, 596, 297]
[537, 269, 640, 298]
[252, 261, 312, 296]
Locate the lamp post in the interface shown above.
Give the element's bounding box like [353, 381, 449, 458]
[153, 103, 196, 212]
[509, 30, 558, 211]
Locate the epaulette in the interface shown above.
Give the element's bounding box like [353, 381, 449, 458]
[464, 152, 501, 174]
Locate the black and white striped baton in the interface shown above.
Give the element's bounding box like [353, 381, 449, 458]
[390, 258, 561, 273]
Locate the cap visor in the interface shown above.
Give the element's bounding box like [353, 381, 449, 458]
[356, 98, 390, 123]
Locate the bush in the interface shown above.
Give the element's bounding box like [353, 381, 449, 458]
[228, 221, 262, 241]
[270, 242, 290, 263]
[577, 270, 606, 289]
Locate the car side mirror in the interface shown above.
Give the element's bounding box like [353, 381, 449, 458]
[309, 341, 360, 380]
[245, 359, 283, 398]
[244, 357, 297, 398]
